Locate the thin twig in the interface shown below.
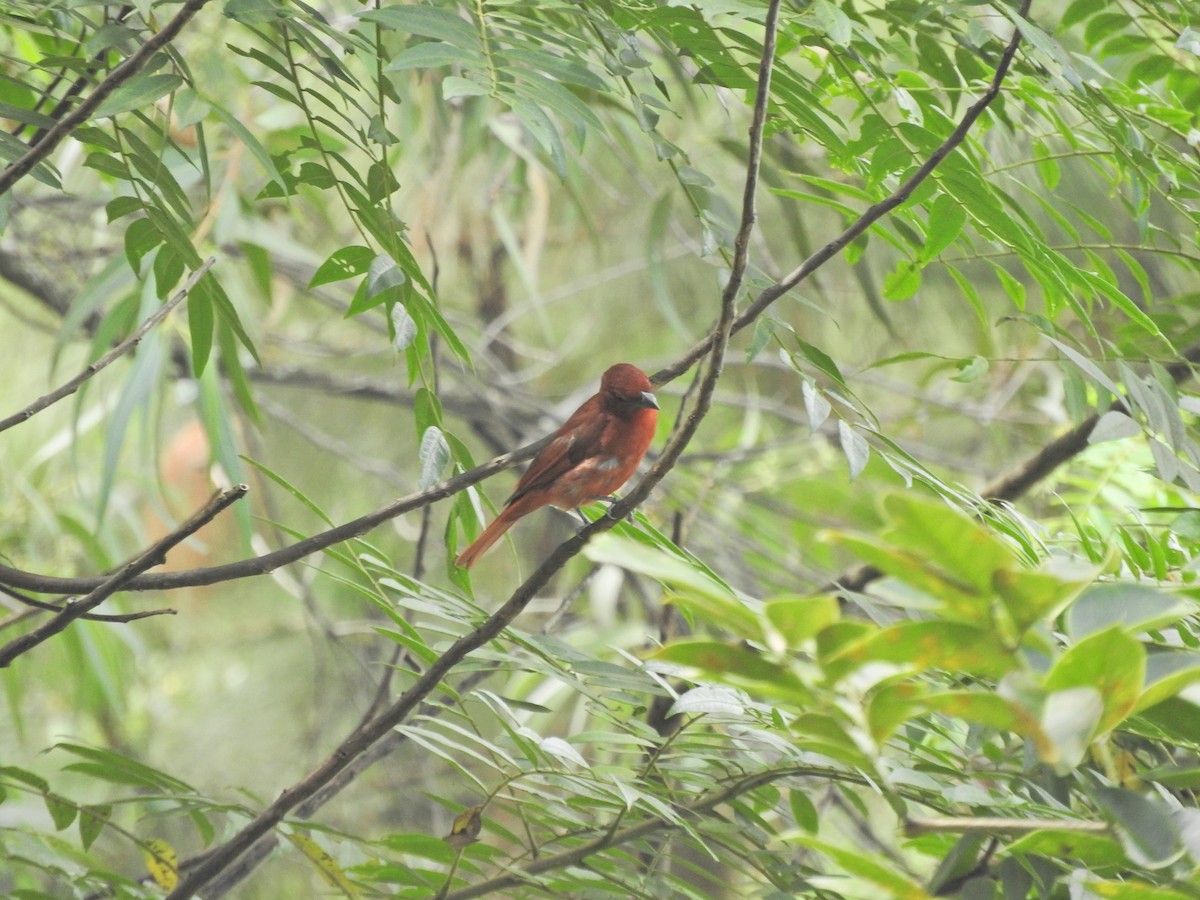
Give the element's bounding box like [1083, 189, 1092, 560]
[0, 485, 245, 667]
[0, 0, 213, 197]
[440, 766, 806, 900]
[0, 583, 174, 624]
[0, 257, 215, 434]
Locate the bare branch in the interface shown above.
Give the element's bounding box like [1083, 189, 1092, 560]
[0, 485, 245, 667]
[0, 437, 546, 595]
[0, 257, 214, 434]
[0, 0, 213, 197]
[0, 583, 174, 624]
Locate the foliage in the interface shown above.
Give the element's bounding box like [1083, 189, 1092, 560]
[0, 0, 1199, 897]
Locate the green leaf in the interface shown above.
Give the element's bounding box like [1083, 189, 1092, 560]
[385, 41, 477, 71]
[950, 355, 988, 383]
[668, 685, 745, 717]
[882, 260, 921, 301]
[650, 639, 812, 706]
[992, 565, 1096, 636]
[310, 245, 375, 287]
[79, 804, 110, 851]
[93, 73, 183, 119]
[241, 456, 335, 528]
[1066, 584, 1187, 640]
[879, 493, 1014, 595]
[801, 380, 831, 432]
[366, 253, 406, 299]
[1041, 686, 1104, 770]
[1005, 829, 1125, 866]
[1093, 787, 1181, 867]
[789, 789, 819, 834]
[187, 280, 214, 376]
[210, 100, 287, 192]
[794, 338, 845, 387]
[764, 595, 839, 645]
[418, 426, 450, 490]
[921, 193, 966, 260]
[225, 0, 288, 24]
[1046, 337, 1123, 397]
[361, 7, 482, 50]
[442, 76, 489, 100]
[1044, 627, 1144, 732]
[830, 621, 1018, 680]
[790, 836, 929, 896]
[44, 794, 77, 830]
[745, 315, 777, 363]
[1136, 651, 1200, 712]
[837, 420, 870, 479]
[585, 534, 740, 605]
[1089, 411, 1141, 443]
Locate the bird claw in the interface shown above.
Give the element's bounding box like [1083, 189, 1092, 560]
[599, 495, 634, 523]
[571, 497, 631, 532]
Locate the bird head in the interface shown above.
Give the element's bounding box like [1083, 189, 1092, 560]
[600, 364, 659, 413]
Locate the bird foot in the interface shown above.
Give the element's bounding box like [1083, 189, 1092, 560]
[599, 495, 634, 522]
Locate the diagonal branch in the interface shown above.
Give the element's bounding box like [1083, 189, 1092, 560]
[830, 344, 1200, 595]
[0, 0, 213, 197]
[0, 437, 544, 595]
[441, 765, 811, 900]
[651, 0, 1033, 386]
[0, 485, 245, 667]
[0, 257, 214, 435]
[163, 4, 784, 896]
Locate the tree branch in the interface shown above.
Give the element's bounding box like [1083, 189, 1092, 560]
[163, 4, 783, 895]
[440, 765, 823, 900]
[0, 0, 213, 197]
[0, 437, 547, 595]
[650, 0, 1032, 386]
[0, 257, 213, 435]
[830, 343, 1200, 595]
[0, 485, 245, 667]
[0, 583, 174, 624]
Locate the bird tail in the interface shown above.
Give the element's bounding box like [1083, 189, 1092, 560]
[455, 507, 519, 569]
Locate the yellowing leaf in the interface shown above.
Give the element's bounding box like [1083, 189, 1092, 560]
[144, 838, 178, 890]
[444, 805, 484, 849]
[286, 831, 359, 897]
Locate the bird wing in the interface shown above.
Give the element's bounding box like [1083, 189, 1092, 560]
[507, 395, 608, 505]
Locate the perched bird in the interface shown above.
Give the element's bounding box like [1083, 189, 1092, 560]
[456, 363, 659, 569]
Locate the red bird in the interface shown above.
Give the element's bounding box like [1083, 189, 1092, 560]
[456, 363, 659, 569]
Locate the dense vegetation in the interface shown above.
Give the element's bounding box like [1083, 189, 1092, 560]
[2, 0, 1200, 897]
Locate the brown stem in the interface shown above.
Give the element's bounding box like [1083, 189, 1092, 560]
[0, 485, 245, 667]
[0, 257, 214, 434]
[0, 0, 213, 197]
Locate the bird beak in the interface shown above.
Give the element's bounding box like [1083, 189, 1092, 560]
[638, 390, 659, 410]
